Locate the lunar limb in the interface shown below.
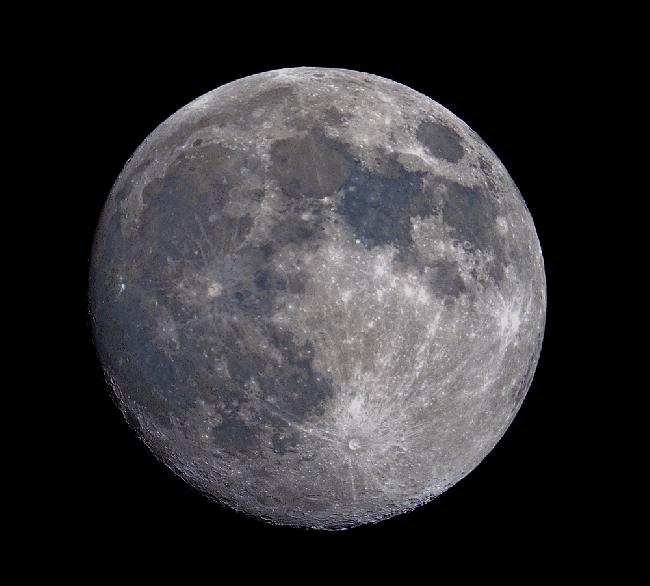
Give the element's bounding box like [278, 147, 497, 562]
[90, 68, 546, 529]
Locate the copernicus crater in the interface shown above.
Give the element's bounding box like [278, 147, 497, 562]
[89, 67, 546, 529]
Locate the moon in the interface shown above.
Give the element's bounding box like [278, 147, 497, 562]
[90, 67, 546, 529]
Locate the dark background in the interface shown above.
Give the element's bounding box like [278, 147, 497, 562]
[54, 24, 604, 563]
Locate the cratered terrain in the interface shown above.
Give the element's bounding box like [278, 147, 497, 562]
[89, 67, 546, 529]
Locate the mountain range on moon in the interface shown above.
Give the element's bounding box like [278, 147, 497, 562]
[89, 67, 546, 529]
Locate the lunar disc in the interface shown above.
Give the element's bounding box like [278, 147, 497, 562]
[90, 67, 546, 529]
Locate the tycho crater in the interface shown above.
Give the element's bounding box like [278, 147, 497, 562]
[89, 67, 546, 529]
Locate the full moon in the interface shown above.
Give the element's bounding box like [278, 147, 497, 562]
[90, 67, 546, 529]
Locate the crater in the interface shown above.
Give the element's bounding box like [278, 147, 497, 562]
[416, 119, 464, 163]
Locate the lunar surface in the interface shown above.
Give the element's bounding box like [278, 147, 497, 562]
[90, 67, 546, 529]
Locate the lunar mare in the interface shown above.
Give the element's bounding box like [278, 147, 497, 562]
[90, 67, 546, 529]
